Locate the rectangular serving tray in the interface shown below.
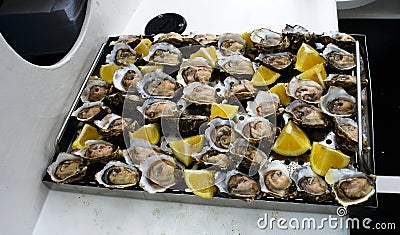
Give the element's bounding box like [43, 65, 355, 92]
[42, 34, 377, 216]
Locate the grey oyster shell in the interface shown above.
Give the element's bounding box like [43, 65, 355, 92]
[72, 140, 120, 163]
[250, 28, 289, 52]
[215, 170, 261, 200]
[322, 43, 356, 71]
[143, 42, 182, 66]
[47, 152, 87, 184]
[137, 69, 179, 99]
[217, 33, 246, 56]
[71, 101, 111, 122]
[246, 90, 281, 117]
[95, 161, 139, 189]
[287, 77, 324, 104]
[319, 86, 356, 117]
[106, 43, 137, 66]
[204, 118, 237, 152]
[285, 100, 329, 129]
[81, 78, 110, 103]
[113, 64, 143, 92]
[291, 165, 331, 201]
[176, 57, 213, 86]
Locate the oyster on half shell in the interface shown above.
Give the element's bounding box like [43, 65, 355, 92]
[95, 161, 139, 189]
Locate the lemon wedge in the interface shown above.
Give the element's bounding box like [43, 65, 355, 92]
[271, 120, 311, 156]
[133, 38, 152, 56]
[310, 142, 351, 176]
[210, 103, 239, 120]
[71, 124, 102, 150]
[297, 63, 327, 89]
[129, 123, 161, 145]
[250, 65, 281, 86]
[184, 169, 217, 198]
[169, 135, 206, 166]
[189, 46, 218, 67]
[99, 63, 120, 84]
[295, 43, 326, 72]
[269, 83, 291, 106]
[241, 31, 254, 48]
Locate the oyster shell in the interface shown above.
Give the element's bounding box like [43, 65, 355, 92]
[217, 54, 254, 78]
[215, 170, 261, 199]
[230, 138, 268, 175]
[139, 154, 183, 194]
[71, 101, 111, 122]
[137, 69, 179, 99]
[95, 161, 139, 189]
[291, 165, 331, 201]
[106, 43, 137, 66]
[176, 57, 213, 86]
[334, 117, 358, 152]
[47, 152, 87, 184]
[246, 90, 280, 117]
[137, 98, 179, 121]
[154, 32, 199, 47]
[81, 78, 110, 103]
[325, 168, 375, 206]
[143, 42, 182, 66]
[124, 138, 169, 170]
[113, 64, 143, 92]
[223, 76, 257, 100]
[94, 113, 132, 136]
[258, 160, 297, 199]
[286, 77, 324, 104]
[193, 33, 219, 46]
[72, 140, 120, 163]
[250, 28, 289, 52]
[182, 82, 221, 105]
[320, 86, 356, 117]
[204, 118, 237, 152]
[217, 33, 246, 56]
[285, 100, 329, 129]
[256, 52, 294, 71]
[193, 147, 237, 171]
[282, 24, 315, 50]
[322, 43, 356, 71]
[234, 116, 275, 146]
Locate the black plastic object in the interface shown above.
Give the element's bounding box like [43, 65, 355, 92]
[144, 13, 187, 35]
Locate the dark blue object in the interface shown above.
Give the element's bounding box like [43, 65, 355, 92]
[145, 13, 187, 35]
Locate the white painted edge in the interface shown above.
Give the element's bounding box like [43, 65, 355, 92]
[336, 0, 376, 10]
[376, 175, 400, 194]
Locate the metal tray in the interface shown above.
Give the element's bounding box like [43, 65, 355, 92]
[42, 33, 377, 215]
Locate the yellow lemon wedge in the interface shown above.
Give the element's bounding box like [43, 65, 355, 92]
[250, 65, 281, 86]
[128, 123, 161, 145]
[169, 135, 206, 166]
[71, 124, 102, 150]
[297, 63, 327, 89]
[271, 120, 311, 156]
[269, 83, 291, 106]
[99, 63, 120, 84]
[189, 46, 218, 67]
[241, 31, 254, 48]
[210, 103, 239, 120]
[295, 43, 326, 72]
[184, 169, 217, 199]
[309, 142, 351, 176]
[133, 38, 152, 56]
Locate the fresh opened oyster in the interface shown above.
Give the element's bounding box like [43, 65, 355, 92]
[282, 24, 315, 50]
[154, 32, 199, 47]
[291, 165, 331, 201]
[95, 161, 140, 189]
[106, 43, 137, 66]
[286, 77, 324, 104]
[322, 43, 356, 71]
[320, 86, 356, 117]
[137, 69, 179, 99]
[176, 57, 213, 86]
[215, 170, 261, 200]
[320, 31, 356, 50]
[285, 100, 329, 129]
[256, 52, 294, 71]
[258, 160, 297, 199]
[246, 90, 281, 117]
[217, 33, 246, 56]
[325, 74, 368, 96]
[192, 33, 219, 46]
[71, 101, 111, 122]
[124, 138, 169, 170]
[223, 76, 257, 100]
[81, 78, 110, 103]
[182, 82, 222, 105]
[204, 118, 237, 152]
[334, 117, 358, 152]
[234, 115, 275, 146]
[325, 168, 375, 206]
[230, 138, 268, 175]
[72, 140, 120, 163]
[47, 152, 88, 184]
[217, 54, 255, 78]
[137, 98, 179, 122]
[193, 147, 237, 171]
[113, 64, 143, 92]
[143, 42, 183, 66]
[94, 113, 132, 136]
[139, 154, 183, 194]
[250, 28, 290, 52]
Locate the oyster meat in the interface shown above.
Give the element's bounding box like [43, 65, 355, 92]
[143, 42, 182, 66]
[217, 33, 246, 56]
[223, 76, 257, 100]
[138, 98, 179, 121]
[81, 78, 110, 103]
[322, 43, 356, 71]
[291, 165, 331, 201]
[320, 86, 356, 117]
[72, 101, 111, 122]
[94, 113, 132, 136]
[47, 152, 87, 184]
[287, 77, 324, 104]
[217, 54, 254, 78]
[182, 82, 220, 105]
[177, 57, 213, 86]
[216, 170, 261, 199]
[246, 90, 281, 117]
[113, 64, 143, 92]
[285, 100, 329, 129]
[95, 161, 139, 188]
[205, 118, 237, 152]
[137, 69, 178, 98]
[250, 28, 289, 52]
[256, 52, 294, 71]
[234, 116, 275, 146]
[73, 140, 120, 163]
[106, 43, 137, 66]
